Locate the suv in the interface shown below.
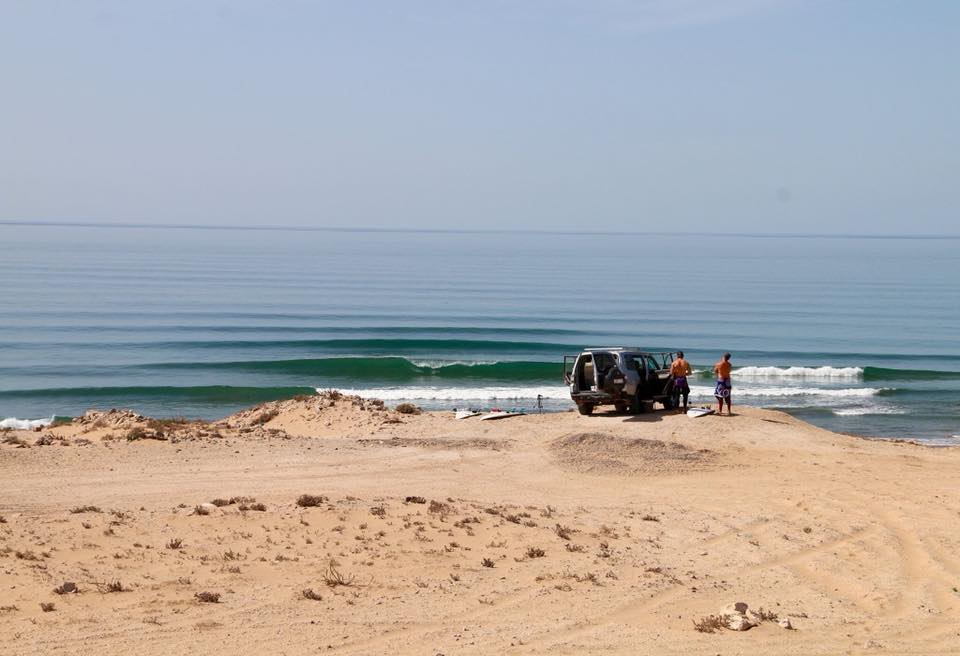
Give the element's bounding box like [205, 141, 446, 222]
[563, 348, 678, 415]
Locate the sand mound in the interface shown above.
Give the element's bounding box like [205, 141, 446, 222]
[549, 432, 713, 476]
[222, 391, 406, 438]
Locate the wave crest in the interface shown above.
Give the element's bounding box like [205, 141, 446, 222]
[733, 366, 864, 380]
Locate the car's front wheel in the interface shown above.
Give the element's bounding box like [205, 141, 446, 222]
[577, 403, 594, 416]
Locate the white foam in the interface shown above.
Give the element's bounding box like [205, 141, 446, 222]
[0, 416, 53, 430]
[733, 366, 864, 380]
[321, 386, 571, 401]
[832, 406, 907, 416]
[689, 385, 883, 398]
[408, 359, 497, 368]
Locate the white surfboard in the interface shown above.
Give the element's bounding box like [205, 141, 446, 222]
[686, 407, 715, 418]
[455, 410, 481, 420]
[479, 411, 524, 421]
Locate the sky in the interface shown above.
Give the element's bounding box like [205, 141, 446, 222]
[0, 0, 957, 234]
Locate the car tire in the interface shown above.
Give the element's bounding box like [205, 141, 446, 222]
[614, 402, 629, 414]
[631, 393, 645, 414]
[577, 403, 594, 416]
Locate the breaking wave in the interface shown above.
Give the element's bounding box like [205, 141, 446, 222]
[0, 416, 53, 430]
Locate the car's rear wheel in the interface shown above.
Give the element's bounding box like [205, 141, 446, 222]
[577, 403, 594, 416]
[631, 392, 645, 414]
[614, 402, 629, 414]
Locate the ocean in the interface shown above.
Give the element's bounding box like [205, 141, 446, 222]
[1, 224, 958, 444]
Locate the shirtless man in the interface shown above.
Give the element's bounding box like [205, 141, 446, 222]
[713, 352, 733, 415]
[669, 351, 692, 412]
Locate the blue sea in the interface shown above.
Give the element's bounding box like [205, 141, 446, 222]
[1, 224, 958, 444]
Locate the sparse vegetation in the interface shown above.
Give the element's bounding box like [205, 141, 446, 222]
[296, 494, 327, 507]
[404, 496, 426, 504]
[53, 582, 78, 595]
[693, 614, 729, 633]
[481, 558, 495, 568]
[322, 563, 355, 587]
[70, 505, 102, 514]
[428, 500, 452, 515]
[193, 504, 211, 516]
[125, 427, 148, 441]
[253, 409, 279, 425]
[554, 524, 575, 540]
[194, 591, 221, 603]
[754, 607, 779, 621]
[40, 602, 56, 612]
[525, 547, 546, 559]
[239, 502, 267, 512]
[394, 403, 422, 415]
[302, 588, 323, 601]
[102, 581, 126, 593]
[369, 504, 386, 517]
[565, 543, 586, 553]
[210, 498, 231, 507]
[641, 514, 660, 522]
[166, 538, 183, 550]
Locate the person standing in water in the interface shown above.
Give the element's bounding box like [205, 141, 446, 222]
[713, 352, 733, 415]
[669, 351, 692, 412]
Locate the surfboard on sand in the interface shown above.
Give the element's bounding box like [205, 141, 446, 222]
[479, 411, 524, 421]
[454, 410, 481, 420]
[687, 407, 715, 418]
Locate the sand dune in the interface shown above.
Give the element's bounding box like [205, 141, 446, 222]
[2, 394, 960, 655]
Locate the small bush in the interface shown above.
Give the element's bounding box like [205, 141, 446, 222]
[102, 580, 126, 593]
[253, 409, 279, 425]
[641, 514, 660, 522]
[296, 494, 327, 508]
[239, 502, 267, 512]
[554, 524, 575, 540]
[166, 538, 183, 550]
[428, 500, 452, 515]
[210, 498, 231, 507]
[481, 558, 495, 568]
[193, 505, 211, 516]
[394, 403, 422, 415]
[194, 591, 221, 603]
[693, 614, 728, 633]
[369, 505, 386, 517]
[322, 564, 355, 587]
[70, 505, 102, 514]
[125, 427, 148, 441]
[40, 602, 56, 612]
[301, 588, 323, 601]
[525, 547, 545, 559]
[404, 496, 426, 504]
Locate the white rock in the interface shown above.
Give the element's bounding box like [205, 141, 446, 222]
[778, 617, 794, 630]
[726, 613, 758, 631]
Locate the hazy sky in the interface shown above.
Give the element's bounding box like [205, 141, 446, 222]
[1, 1, 957, 234]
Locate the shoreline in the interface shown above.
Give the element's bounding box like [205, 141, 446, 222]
[3, 393, 960, 654]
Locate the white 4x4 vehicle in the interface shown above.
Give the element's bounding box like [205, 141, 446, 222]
[563, 348, 678, 415]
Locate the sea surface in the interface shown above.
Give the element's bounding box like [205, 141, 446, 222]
[1, 224, 958, 444]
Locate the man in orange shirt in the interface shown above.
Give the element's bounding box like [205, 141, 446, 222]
[713, 352, 733, 415]
[669, 351, 692, 412]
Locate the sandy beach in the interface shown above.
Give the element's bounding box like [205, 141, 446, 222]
[2, 394, 960, 655]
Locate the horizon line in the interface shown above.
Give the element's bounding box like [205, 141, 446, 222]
[1, 218, 958, 240]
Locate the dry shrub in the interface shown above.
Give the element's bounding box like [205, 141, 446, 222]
[404, 496, 426, 504]
[296, 494, 327, 508]
[323, 563, 355, 587]
[641, 514, 660, 522]
[40, 602, 56, 612]
[693, 614, 728, 633]
[210, 498, 231, 507]
[125, 427, 149, 441]
[525, 547, 545, 559]
[253, 409, 279, 425]
[193, 505, 211, 516]
[239, 502, 267, 512]
[166, 538, 183, 550]
[394, 403, 421, 415]
[194, 591, 221, 603]
[755, 607, 779, 621]
[101, 581, 126, 593]
[554, 524, 575, 540]
[70, 505, 102, 514]
[369, 505, 386, 517]
[481, 558, 495, 568]
[302, 588, 323, 601]
[428, 500, 452, 515]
